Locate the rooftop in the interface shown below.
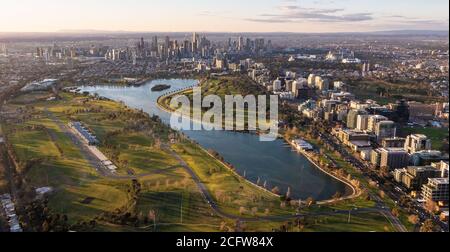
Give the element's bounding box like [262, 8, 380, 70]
[429, 177, 449, 185]
[381, 147, 407, 153]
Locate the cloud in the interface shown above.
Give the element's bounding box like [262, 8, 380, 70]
[246, 3, 373, 24]
[245, 18, 293, 23]
[247, 11, 372, 24]
[381, 14, 449, 28]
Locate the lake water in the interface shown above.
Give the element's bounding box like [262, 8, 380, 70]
[80, 79, 350, 200]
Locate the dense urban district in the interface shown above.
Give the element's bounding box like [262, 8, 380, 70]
[0, 31, 448, 232]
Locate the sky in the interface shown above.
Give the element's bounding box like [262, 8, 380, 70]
[0, 0, 448, 33]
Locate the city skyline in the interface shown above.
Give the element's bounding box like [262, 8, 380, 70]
[0, 0, 449, 33]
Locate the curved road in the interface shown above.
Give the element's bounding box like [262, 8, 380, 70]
[45, 108, 404, 230]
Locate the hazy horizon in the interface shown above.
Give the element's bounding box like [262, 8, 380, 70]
[0, 28, 449, 35]
[0, 0, 448, 33]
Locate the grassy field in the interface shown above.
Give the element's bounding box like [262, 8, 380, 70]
[347, 80, 445, 105]
[134, 190, 223, 232]
[172, 140, 292, 218]
[0, 90, 402, 232]
[1, 91, 286, 230]
[1, 98, 130, 223]
[0, 123, 8, 193]
[241, 212, 394, 232]
[160, 76, 273, 130]
[304, 136, 416, 231]
[0, 92, 192, 226]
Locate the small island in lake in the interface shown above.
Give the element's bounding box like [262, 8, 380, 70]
[151, 84, 171, 92]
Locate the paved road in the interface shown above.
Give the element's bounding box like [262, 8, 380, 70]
[44, 109, 403, 227]
[44, 109, 191, 180]
[165, 146, 388, 223]
[319, 132, 408, 232]
[370, 193, 408, 232]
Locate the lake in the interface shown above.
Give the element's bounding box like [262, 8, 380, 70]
[80, 79, 351, 200]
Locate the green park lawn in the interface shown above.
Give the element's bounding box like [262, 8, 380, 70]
[159, 76, 273, 130]
[243, 212, 394, 232]
[0, 90, 405, 232]
[347, 80, 445, 105]
[1, 92, 185, 225]
[172, 140, 296, 218]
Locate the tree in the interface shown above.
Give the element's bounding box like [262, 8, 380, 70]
[148, 210, 157, 232]
[251, 207, 258, 216]
[42, 220, 50, 232]
[408, 215, 419, 225]
[220, 221, 227, 232]
[234, 220, 246, 232]
[286, 187, 292, 200]
[332, 192, 342, 200]
[420, 219, 436, 232]
[391, 208, 400, 218]
[239, 206, 247, 215]
[271, 186, 280, 195]
[425, 200, 437, 214]
[306, 197, 316, 207]
[376, 87, 387, 97]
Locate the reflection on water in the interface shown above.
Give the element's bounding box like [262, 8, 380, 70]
[80, 79, 350, 200]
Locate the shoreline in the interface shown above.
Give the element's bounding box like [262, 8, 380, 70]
[156, 86, 275, 137]
[157, 88, 360, 204]
[158, 90, 280, 198]
[284, 138, 360, 204]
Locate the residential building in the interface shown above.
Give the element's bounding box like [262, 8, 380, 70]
[404, 134, 432, 154]
[379, 148, 410, 170]
[422, 178, 449, 205]
[394, 166, 441, 190]
[410, 150, 449, 166]
[382, 137, 406, 148]
[356, 114, 371, 131]
[316, 77, 330, 91]
[367, 115, 388, 132]
[371, 148, 382, 167]
[307, 74, 316, 88]
[347, 109, 368, 129]
[375, 121, 396, 143]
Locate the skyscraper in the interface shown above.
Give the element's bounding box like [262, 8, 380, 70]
[0, 43, 7, 55]
[192, 32, 199, 53]
[238, 36, 244, 51]
[165, 36, 170, 49]
[152, 36, 158, 51]
[140, 37, 145, 49]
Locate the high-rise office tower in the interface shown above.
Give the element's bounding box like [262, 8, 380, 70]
[152, 36, 158, 51]
[165, 36, 170, 51]
[183, 40, 190, 56]
[192, 32, 199, 53]
[0, 43, 7, 55]
[140, 37, 145, 49]
[238, 36, 244, 51]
